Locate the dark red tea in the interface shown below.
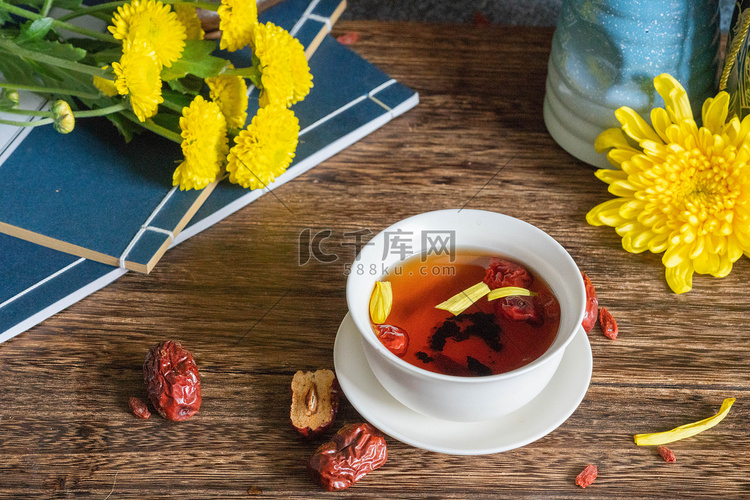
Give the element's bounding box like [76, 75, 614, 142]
[371, 251, 560, 377]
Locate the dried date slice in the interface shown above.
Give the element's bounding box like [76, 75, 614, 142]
[374, 324, 409, 357]
[128, 396, 151, 419]
[143, 341, 201, 421]
[581, 271, 599, 333]
[308, 423, 387, 491]
[290, 369, 339, 437]
[483, 258, 534, 290]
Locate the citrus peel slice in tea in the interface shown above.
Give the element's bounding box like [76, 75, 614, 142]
[634, 398, 736, 446]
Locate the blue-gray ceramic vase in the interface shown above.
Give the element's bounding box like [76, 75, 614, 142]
[544, 0, 720, 168]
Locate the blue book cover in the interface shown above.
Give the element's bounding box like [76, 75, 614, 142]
[0, 33, 419, 343]
[0, 0, 345, 274]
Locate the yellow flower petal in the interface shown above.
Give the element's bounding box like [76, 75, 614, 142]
[665, 260, 693, 294]
[650, 107, 672, 143]
[369, 281, 393, 324]
[486, 287, 536, 301]
[435, 282, 491, 316]
[595, 127, 637, 153]
[586, 198, 627, 227]
[634, 398, 736, 446]
[595, 168, 628, 185]
[615, 107, 663, 144]
[702, 91, 730, 133]
[653, 73, 693, 123]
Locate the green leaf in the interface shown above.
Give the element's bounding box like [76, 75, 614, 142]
[0, 10, 15, 27]
[16, 18, 53, 43]
[167, 74, 204, 95]
[161, 40, 228, 81]
[151, 110, 180, 133]
[20, 39, 86, 61]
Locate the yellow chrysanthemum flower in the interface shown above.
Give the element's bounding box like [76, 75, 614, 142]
[174, 3, 205, 41]
[109, 0, 186, 68]
[112, 43, 163, 122]
[173, 96, 229, 190]
[226, 104, 299, 189]
[218, 0, 258, 52]
[288, 36, 312, 105]
[206, 67, 248, 129]
[93, 66, 118, 97]
[588, 73, 750, 294]
[253, 22, 312, 108]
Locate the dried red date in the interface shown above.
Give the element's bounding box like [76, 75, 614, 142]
[128, 396, 151, 419]
[658, 446, 676, 462]
[483, 258, 534, 290]
[290, 369, 339, 437]
[308, 423, 388, 491]
[143, 341, 201, 421]
[494, 295, 539, 322]
[581, 271, 599, 333]
[575, 464, 597, 488]
[599, 307, 618, 339]
[534, 288, 561, 323]
[375, 324, 409, 357]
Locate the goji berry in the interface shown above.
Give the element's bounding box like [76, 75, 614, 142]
[336, 32, 359, 45]
[599, 307, 618, 339]
[575, 464, 597, 488]
[581, 271, 598, 333]
[658, 446, 676, 462]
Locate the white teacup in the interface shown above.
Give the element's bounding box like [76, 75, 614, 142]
[346, 209, 586, 422]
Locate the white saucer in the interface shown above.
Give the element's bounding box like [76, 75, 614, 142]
[333, 313, 592, 455]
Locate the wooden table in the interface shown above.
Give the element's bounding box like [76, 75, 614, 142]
[1, 22, 748, 498]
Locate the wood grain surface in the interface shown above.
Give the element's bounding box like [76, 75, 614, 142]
[1, 22, 748, 498]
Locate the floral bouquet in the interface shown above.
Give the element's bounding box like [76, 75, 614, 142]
[0, 0, 311, 191]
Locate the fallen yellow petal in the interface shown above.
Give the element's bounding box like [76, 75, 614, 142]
[634, 398, 736, 446]
[435, 282, 490, 316]
[487, 287, 537, 301]
[369, 281, 392, 324]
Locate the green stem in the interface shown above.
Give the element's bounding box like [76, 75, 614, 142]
[2, 102, 126, 119]
[0, 39, 110, 78]
[74, 102, 127, 117]
[122, 111, 182, 143]
[57, 0, 219, 21]
[0, 82, 104, 100]
[0, 108, 52, 117]
[0, 117, 53, 127]
[40, 0, 53, 17]
[0, 2, 117, 43]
